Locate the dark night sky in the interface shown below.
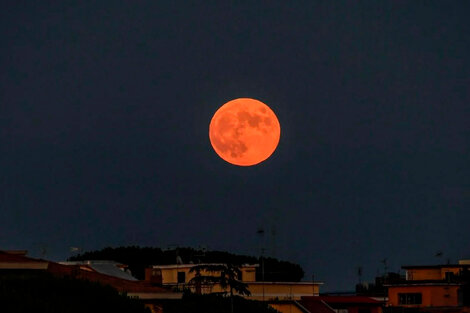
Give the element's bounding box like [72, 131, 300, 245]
[1, 1, 469, 291]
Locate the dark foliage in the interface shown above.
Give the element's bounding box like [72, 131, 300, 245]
[69, 246, 304, 281]
[189, 264, 251, 296]
[0, 270, 149, 313]
[159, 292, 279, 313]
[456, 268, 470, 306]
[258, 257, 304, 282]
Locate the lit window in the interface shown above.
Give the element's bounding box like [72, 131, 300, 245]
[398, 293, 422, 305]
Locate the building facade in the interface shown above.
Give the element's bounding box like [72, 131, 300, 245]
[386, 263, 470, 313]
[145, 263, 322, 301]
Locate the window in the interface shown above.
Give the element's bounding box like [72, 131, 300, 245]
[445, 272, 454, 281]
[177, 271, 186, 283]
[406, 270, 413, 280]
[398, 293, 422, 305]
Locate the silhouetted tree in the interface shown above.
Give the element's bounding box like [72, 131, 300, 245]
[189, 264, 251, 313]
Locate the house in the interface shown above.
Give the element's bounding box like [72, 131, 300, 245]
[0, 249, 181, 313]
[247, 281, 321, 300]
[146, 263, 322, 300]
[145, 263, 258, 289]
[385, 261, 470, 313]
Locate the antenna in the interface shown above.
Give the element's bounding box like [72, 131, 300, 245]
[33, 242, 48, 259]
[380, 258, 388, 275]
[41, 246, 47, 258]
[256, 227, 265, 257]
[256, 227, 266, 300]
[268, 207, 280, 258]
[357, 266, 363, 284]
[270, 224, 277, 258]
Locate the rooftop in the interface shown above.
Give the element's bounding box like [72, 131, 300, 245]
[248, 281, 324, 285]
[60, 260, 138, 281]
[0, 250, 180, 298]
[402, 264, 470, 269]
[303, 295, 383, 305]
[152, 263, 259, 269]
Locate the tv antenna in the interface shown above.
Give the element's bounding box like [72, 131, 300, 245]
[357, 266, 363, 284]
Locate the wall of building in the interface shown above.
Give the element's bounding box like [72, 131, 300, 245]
[269, 302, 306, 313]
[440, 267, 464, 278]
[242, 267, 256, 282]
[149, 265, 257, 285]
[406, 268, 441, 280]
[406, 267, 464, 281]
[346, 307, 381, 313]
[246, 283, 319, 300]
[145, 264, 321, 301]
[388, 285, 460, 308]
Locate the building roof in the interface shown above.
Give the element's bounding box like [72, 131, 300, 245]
[385, 282, 463, 287]
[402, 264, 470, 269]
[152, 263, 259, 269]
[0, 250, 48, 269]
[0, 250, 180, 298]
[302, 295, 383, 305]
[48, 262, 171, 293]
[1, 250, 28, 255]
[60, 261, 138, 281]
[298, 298, 336, 313]
[0, 250, 43, 263]
[248, 281, 324, 285]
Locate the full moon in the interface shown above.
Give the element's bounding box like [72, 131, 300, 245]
[209, 98, 281, 166]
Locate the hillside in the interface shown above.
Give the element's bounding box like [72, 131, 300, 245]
[69, 246, 304, 282]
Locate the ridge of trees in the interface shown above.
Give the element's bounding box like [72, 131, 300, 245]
[69, 246, 304, 282]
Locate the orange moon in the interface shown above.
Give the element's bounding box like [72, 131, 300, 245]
[209, 98, 281, 166]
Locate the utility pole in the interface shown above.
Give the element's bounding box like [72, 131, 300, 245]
[312, 273, 315, 296]
[261, 248, 265, 302]
[257, 227, 266, 302]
